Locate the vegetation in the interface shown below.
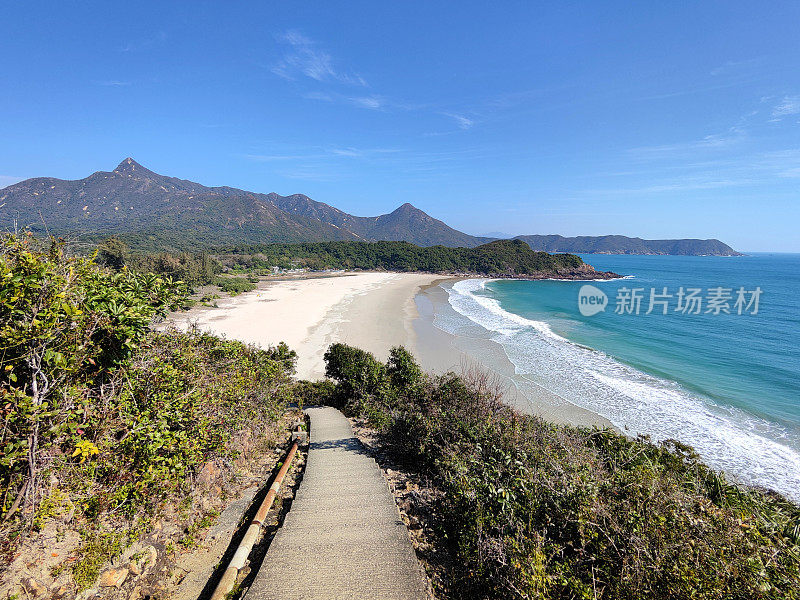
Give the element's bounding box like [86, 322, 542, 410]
[219, 239, 584, 275]
[0, 233, 297, 592]
[215, 275, 258, 295]
[317, 342, 800, 600]
[93, 237, 588, 300]
[97, 236, 222, 286]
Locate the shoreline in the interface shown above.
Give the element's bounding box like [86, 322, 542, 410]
[165, 271, 614, 429]
[411, 280, 615, 429]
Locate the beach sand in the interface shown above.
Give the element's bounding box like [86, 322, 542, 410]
[167, 272, 440, 380]
[167, 272, 612, 429]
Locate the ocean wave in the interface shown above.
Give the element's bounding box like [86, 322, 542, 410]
[440, 279, 800, 501]
[447, 279, 570, 343]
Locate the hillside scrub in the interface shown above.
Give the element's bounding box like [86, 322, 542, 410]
[0, 234, 298, 595]
[318, 343, 800, 600]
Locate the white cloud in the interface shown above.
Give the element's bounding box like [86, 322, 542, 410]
[348, 95, 384, 110]
[772, 96, 800, 118]
[629, 128, 744, 159]
[302, 91, 385, 111]
[710, 59, 758, 76]
[330, 148, 362, 157]
[272, 30, 366, 86]
[302, 91, 333, 102]
[243, 146, 401, 164]
[443, 112, 474, 129]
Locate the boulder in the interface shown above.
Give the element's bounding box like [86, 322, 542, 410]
[98, 567, 129, 588]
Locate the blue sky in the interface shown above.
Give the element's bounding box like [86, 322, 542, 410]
[1, 2, 799, 251]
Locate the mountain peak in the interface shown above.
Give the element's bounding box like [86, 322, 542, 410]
[393, 202, 421, 214]
[113, 157, 148, 175]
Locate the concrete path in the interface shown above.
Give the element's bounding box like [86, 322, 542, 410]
[245, 406, 428, 600]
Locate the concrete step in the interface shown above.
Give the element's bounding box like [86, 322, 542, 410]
[244, 406, 427, 600]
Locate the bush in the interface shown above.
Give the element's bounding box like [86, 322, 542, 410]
[0, 234, 187, 518]
[0, 234, 293, 526]
[324, 343, 389, 408]
[321, 343, 800, 599]
[291, 379, 337, 408]
[215, 276, 256, 295]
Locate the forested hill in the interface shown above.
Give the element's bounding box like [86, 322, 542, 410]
[216, 239, 619, 279]
[514, 234, 742, 256]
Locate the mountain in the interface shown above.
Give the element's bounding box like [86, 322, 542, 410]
[0, 158, 363, 250]
[0, 158, 742, 255]
[513, 234, 742, 256]
[267, 194, 490, 247]
[0, 158, 486, 250]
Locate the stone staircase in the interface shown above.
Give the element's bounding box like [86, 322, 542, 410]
[244, 406, 428, 600]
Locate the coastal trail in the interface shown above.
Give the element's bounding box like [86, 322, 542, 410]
[244, 406, 429, 600]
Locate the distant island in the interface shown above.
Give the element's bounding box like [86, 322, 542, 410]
[0, 157, 741, 256]
[513, 234, 742, 256]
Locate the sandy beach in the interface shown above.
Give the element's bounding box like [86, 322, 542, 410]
[168, 272, 442, 380]
[166, 272, 612, 429]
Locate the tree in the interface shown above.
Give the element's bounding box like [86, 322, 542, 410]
[96, 236, 129, 270]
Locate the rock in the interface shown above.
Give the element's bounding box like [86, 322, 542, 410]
[128, 586, 142, 600]
[196, 461, 221, 487]
[23, 577, 48, 597]
[143, 545, 158, 570]
[98, 566, 129, 587]
[128, 561, 141, 575]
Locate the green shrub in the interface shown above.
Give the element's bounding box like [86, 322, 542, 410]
[0, 234, 186, 518]
[0, 233, 293, 529]
[324, 343, 389, 408]
[291, 379, 336, 408]
[215, 276, 256, 295]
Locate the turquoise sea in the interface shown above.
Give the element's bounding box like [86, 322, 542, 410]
[438, 253, 800, 501]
